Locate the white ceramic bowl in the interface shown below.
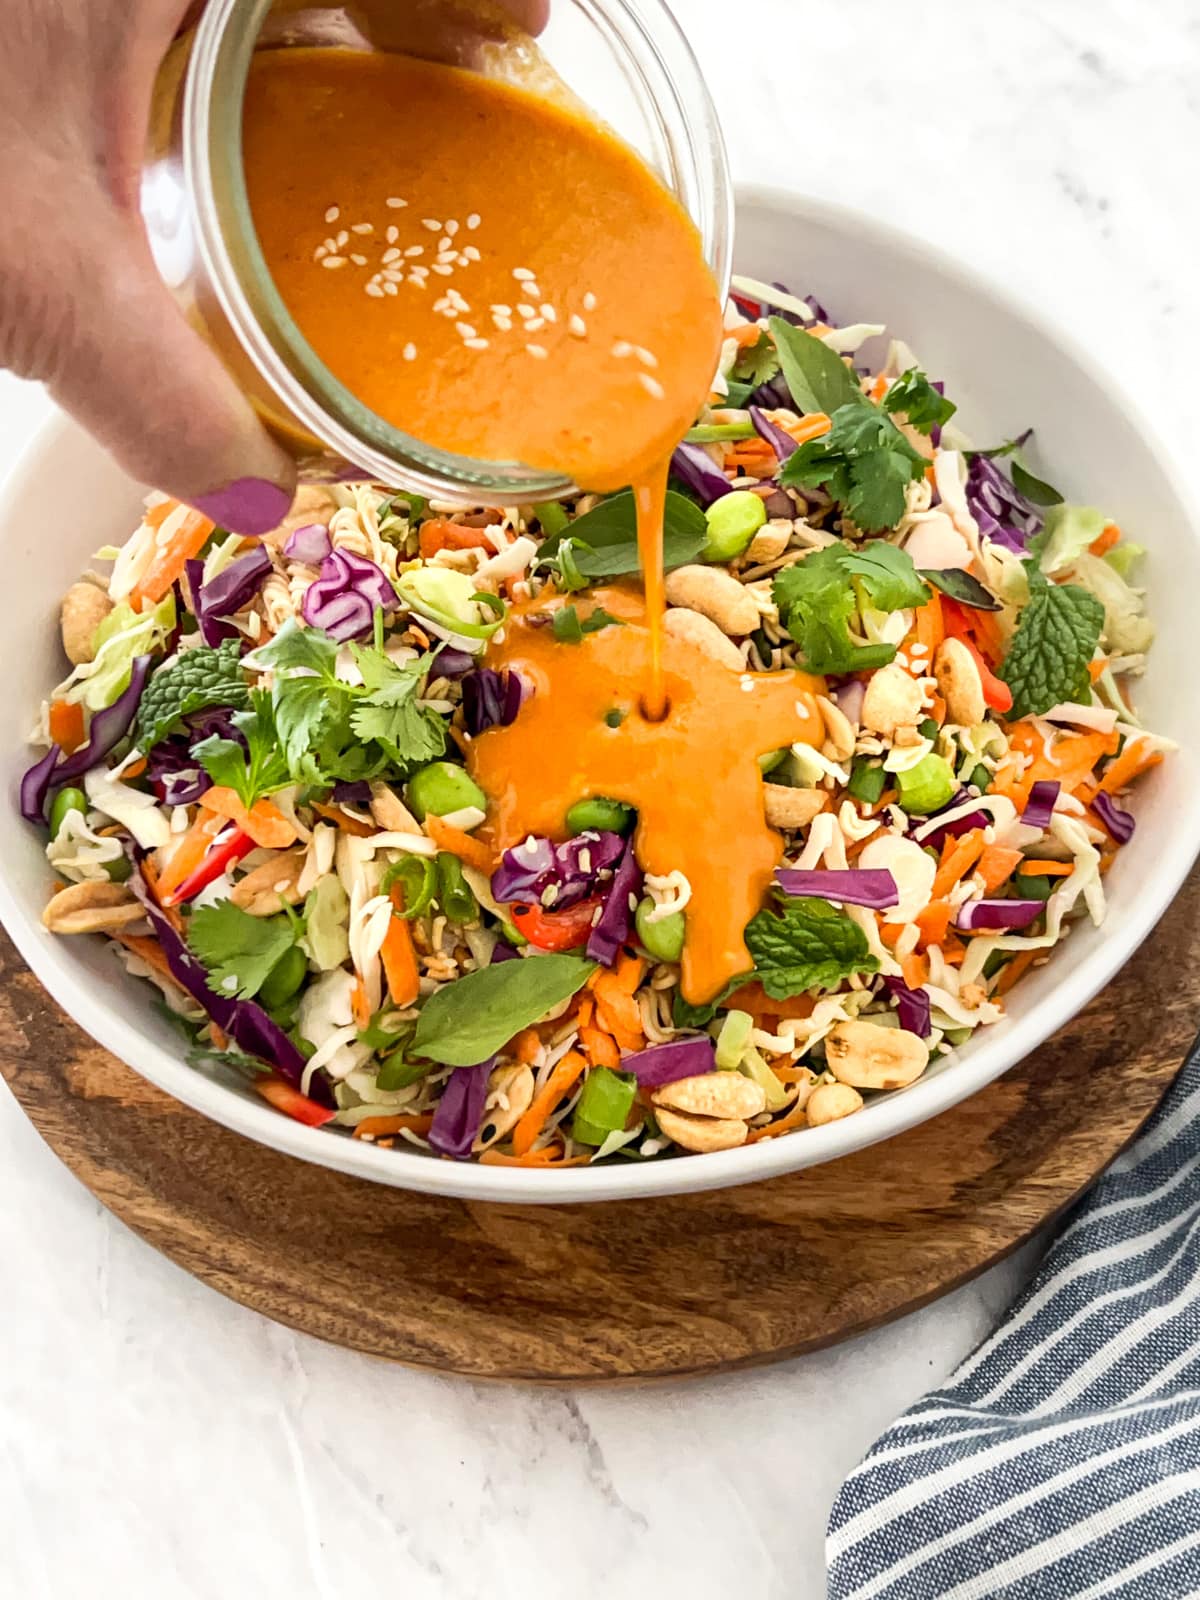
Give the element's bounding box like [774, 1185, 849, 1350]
[2, 189, 1198, 1204]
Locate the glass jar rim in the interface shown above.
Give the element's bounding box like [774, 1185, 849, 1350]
[184, 0, 734, 501]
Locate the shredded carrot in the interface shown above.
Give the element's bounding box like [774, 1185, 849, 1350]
[130, 503, 215, 609]
[995, 949, 1038, 996]
[939, 932, 967, 966]
[912, 900, 951, 949]
[1089, 523, 1121, 558]
[977, 845, 1023, 894]
[156, 811, 225, 896]
[869, 373, 889, 403]
[593, 986, 642, 1042]
[727, 981, 817, 1021]
[878, 920, 905, 949]
[418, 518, 493, 559]
[511, 1048, 587, 1157]
[511, 1028, 542, 1065]
[200, 787, 297, 849]
[1018, 859, 1073, 878]
[932, 830, 986, 899]
[1087, 657, 1109, 683]
[1009, 724, 1119, 796]
[746, 1095, 813, 1144]
[479, 1146, 592, 1168]
[48, 698, 85, 755]
[424, 813, 492, 875]
[312, 800, 376, 838]
[901, 950, 930, 991]
[928, 692, 948, 727]
[353, 1113, 435, 1140]
[113, 932, 182, 988]
[210, 1024, 230, 1051]
[139, 855, 184, 933]
[1099, 738, 1163, 795]
[580, 1025, 620, 1068]
[911, 589, 945, 658]
[123, 757, 148, 780]
[783, 412, 832, 446]
[771, 1062, 813, 1084]
[731, 321, 764, 349]
[380, 908, 420, 1007]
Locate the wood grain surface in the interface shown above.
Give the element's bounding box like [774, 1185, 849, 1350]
[1, 871, 1196, 1385]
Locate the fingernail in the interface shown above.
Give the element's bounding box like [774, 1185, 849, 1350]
[191, 477, 293, 537]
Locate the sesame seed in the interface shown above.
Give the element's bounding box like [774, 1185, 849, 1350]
[526, 343, 549, 360]
[365, 282, 385, 299]
[321, 256, 347, 269]
[383, 280, 398, 296]
[431, 263, 454, 275]
[583, 292, 597, 312]
[445, 219, 460, 236]
[638, 373, 666, 399]
[517, 303, 536, 319]
[323, 237, 338, 253]
[910, 642, 929, 657]
[351, 222, 373, 235]
[465, 337, 490, 351]
[382, 247, 401, 264]
[410, 265, 430, 278]
[404, 245, 425, 259]
[540, 304, 557, 323]
[633, 346, 659, 369]
[494, 317, 513, 332]
[404, 343, 418, 361]
[386, 197, 407, 208]
[525, 316, 545, 332]
[438, 236, 455, 253]
[612, 340, 633, 358]
[383, 268, 403, 282]
[491, 304, 512, 317]
[350, 253, 368, 266]
[408, 275, 428, 289]
[456, 322, 477, 339]
[463, 246, 481, 262]
[335, 230, 349, 247]
[422, 218, 443, 232]
[324, 205, 339, 223]
[569, 315, 587, 337]
[467, 213, 481, 230]
[386, 225, 399, 244]
[513, 267, 536, 282]
[312, 245, 327, 262]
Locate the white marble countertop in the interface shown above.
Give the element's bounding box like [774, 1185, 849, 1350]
[2, 1, 1198, 1594]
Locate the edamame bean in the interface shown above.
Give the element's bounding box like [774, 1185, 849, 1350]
[104, 855, 133, 884]
[702, 489, 767, 563]
[259, 944, 308, 1010]
[406, 761, 487, 821]
[635, 896, 685, 962]
[565, 797, 634, 836]
[48, 786, 87, 839]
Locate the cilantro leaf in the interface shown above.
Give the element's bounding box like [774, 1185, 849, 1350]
[882, 369, 957, 434]
[347, 647, 446, 768]
[674, 895, 878, 1025]
[771, 541, 924, 674]
[254, 621, 342, 775]
[551, 604, 626, 644]
[186, 900, 296, 1002]
[998, 567, 1105, 718]
[732, 330, 780, 389]
[768, 317, 865, 415]
[194, 689, 291, 807]
[134, 639, 250, 751]
[782, 403, 928, 533]
[538, 491, 706, 579]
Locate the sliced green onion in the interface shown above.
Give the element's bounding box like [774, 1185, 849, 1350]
[715, 1009, 753, 1070]
[382, 855, 437, 918]
[572, 1067, 638, 1145]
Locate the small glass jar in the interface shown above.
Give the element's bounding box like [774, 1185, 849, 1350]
[143, 0, 733, 503]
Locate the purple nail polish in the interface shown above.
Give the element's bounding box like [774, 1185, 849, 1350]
[191, 477, 293, 537]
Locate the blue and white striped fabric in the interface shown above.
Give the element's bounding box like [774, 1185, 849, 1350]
[828, 1041, 1200, 1599]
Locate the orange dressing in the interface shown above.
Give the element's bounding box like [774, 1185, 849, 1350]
[471, 589, 826, 1004]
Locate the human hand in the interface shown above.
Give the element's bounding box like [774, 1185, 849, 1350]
[0, 0, 548, 535]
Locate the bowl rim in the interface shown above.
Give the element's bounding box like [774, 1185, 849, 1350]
[4, 184, 1199, 1204]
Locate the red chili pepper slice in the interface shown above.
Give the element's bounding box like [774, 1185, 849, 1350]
[510, 897, 603, 952]
[941, 600, 1014, 714]
[162, 827, 255, 906]
[255, 1077, 336, 1128]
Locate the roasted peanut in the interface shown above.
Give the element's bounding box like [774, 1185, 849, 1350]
[653, 1072, 766, 1121]
[806, 1082, 864, 1127]
[60, 581, 113, 666]
[861, 662, 925, 738]
[818, 694, 856, 762]
[825, 1019, 930, 1091]
[662, 607, 745, 671]
[369, 781, 421, 833]
[746, 524, 792, 564]
[42, 880, 144, 935]
[933, 637, 987, 727]
[229, 849, 306, 915]
[764, 783, 827, 831]
[655, 1106, 750, 1153]
[664, 564, 759, 636]
[472, 1063, 535, 1151]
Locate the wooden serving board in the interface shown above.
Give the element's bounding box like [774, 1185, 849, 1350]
[1, 871, 1196, 1384]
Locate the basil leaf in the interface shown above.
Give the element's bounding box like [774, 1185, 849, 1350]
[1011, 459, 1064, 507]
[539, 491, 706, 579]
[921, 568, 1003, 611]
[413, 953, 596, 1066]
[768, 316, 865, 416]
[551, 603, 625, 644]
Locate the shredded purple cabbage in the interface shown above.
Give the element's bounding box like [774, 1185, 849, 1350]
[20, 744, 61, 825]
[912, 790, 989, 850]
[490, 940, 520, 964]
[428, 1059, 494, 1159]
[954, 898, 1045, 932]
[1093, 790, 1136, 844]
[1021, 780, 1061, 832]
[302, 548, 398, 642]
[491, 831, 626, 911]
[283, 523, 333, 564]
[127, 859, 327, 1100]
[22, 656, 154, 822]
[773, 867, 899, 909]
[881, 976, 933, 1039]
[749, 406, 799, 463]
[462, 668, 525, 737]
[749, 372, 792, 411]
[966, 453, 1043, 553]
[145, 742, 211, 807]
[434, 647, 477, 680]
[586, 837, 642, 965]
[332, 780, 373, 808]
[189, 548, 273, 648]
[671, 442, 730, 507]
[626, 1035, 715, 1087]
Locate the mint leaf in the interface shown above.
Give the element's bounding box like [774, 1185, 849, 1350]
[194, 689, 291, 807]
[782, 403, 928, 533]
[768, 317, 864, 415]
[539, 491, 706, 579]
[882, 369, 956, 434]
[551, 603, 625, 644]
[839, 541, 930, 611]
[134, 639, 250, 751]
[998, 567, 1105, 718]
[772, 541, 920, 674]
[187, 899, 295, 1001]
[413, 954, 596, 1066]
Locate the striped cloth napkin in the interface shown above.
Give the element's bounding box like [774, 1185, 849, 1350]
[827, 1041, 1200, 1600]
